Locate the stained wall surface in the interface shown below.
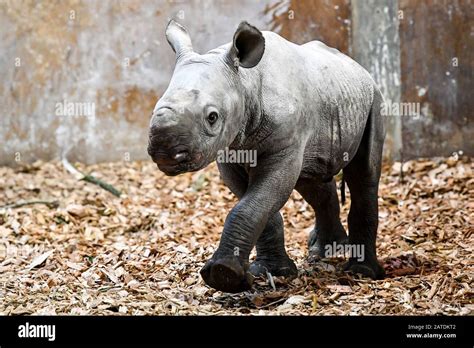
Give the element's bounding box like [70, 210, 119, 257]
[399, 0, 473, 159]
[0, 0, 471, 166]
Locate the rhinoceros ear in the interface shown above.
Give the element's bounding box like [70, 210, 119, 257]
[165, 19, 193, 59]
[228, 21, 265, 69]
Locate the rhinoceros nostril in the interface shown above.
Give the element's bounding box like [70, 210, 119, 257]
[173, 151, 189, 163]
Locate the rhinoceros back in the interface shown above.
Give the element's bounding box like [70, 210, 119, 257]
[254, 31, 379, 177]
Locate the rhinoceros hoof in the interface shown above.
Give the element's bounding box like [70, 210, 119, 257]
[343, 258, 385, 280]
[308, 227, 348, 260]
[200, 256, 254, 293]
[249, 257, 297, 278]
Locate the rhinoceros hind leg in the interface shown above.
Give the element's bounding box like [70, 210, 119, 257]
[342, 89, 385, 280]
[343, 257, 385, 279]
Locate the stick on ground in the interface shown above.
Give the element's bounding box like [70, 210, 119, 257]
[0, 200, 60, 210]
[62, 157, 122, 197]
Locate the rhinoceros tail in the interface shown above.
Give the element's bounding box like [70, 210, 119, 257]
[340, 174, 346, 205]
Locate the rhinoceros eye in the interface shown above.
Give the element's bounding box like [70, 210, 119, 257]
[207, 111, 218, 125]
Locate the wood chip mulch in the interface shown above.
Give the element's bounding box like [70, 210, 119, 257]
[0, 156, 472, 315]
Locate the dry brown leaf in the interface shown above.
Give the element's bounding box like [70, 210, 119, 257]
[26, 250, 54, 270]
[0, 157, 471, 315]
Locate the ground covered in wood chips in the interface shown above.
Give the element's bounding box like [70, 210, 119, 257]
[0, 156, 472, 315]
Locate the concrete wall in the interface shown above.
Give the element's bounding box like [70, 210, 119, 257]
[399, 0, 473, 159]
[352, 0, 402, 160]
[0, 0, 350, 165]
[0, 0, 472, 166]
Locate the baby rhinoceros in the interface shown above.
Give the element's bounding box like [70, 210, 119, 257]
[148, 20, 386, 293]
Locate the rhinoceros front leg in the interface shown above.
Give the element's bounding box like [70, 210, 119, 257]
[248, 212, 297, 278]
[215, 163, 297, 279]
[296, 178, 347, 259]
[201, 153, 302, 293]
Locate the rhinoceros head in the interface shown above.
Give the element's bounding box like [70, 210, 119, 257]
[147, 20, 265, 176]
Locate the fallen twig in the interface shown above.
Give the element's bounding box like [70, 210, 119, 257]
[256, 297, 287, 309]
[399, 149, 405, 183]
[82, 174, 122, 197]
[427, 281, 439, 300]
[0, 200, 59, 210]
[266, 271, 276, 291]
[62, 157, 122, 197]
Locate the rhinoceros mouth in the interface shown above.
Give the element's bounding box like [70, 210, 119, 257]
[158, 162, 205, 176]
[156, 152, 206, 176]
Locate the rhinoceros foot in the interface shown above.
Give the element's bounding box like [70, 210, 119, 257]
[200, 256, 254, 293]
[343, 257, 385, 280]
[249, 256, 297, 278]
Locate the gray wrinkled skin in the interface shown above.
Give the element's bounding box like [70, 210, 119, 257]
[148, 20, 386, 293]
